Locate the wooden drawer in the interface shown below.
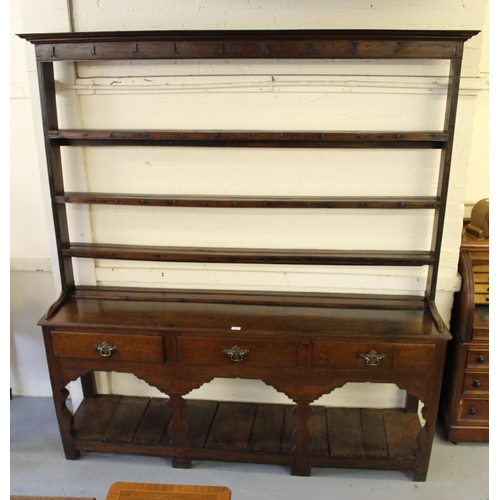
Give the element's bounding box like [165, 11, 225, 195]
[473, 270, 489, 303]
[52, 331, 164, 363]
[177, 336, 298, 367]
[458, 398, 489, 423]
[474, 293, 489, 305]
[312, 341, 435, 372]
[472, 305, 489, 340]
[463, 372, 489, 395]
[466, 348, 489, 369]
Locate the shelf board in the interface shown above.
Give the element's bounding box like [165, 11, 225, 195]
[48, 130, 448, 149]
[62, 243, 435, 266]
[56, 193, 442, 209]
[70, 285, 428, 310]
[73, 396, 420, 470]
[40, 285, 448, 338]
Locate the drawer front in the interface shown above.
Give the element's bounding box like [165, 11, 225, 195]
[474, 283, 489, 294]
[463, 372, 489, 395]
[472, 305, 489, 340]
[474, 292, 489, 305]
[178, 336, 298, 367]
[472, 326, 489, 341]
[312, 341, 435, 372]
[458, 398, 489, 423]
[466, 348, 489, 369]
[52, 331, 164, 363]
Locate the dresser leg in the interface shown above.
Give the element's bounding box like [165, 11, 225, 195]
[412, 341, 448, 481]
[167, 394, 190, 468]
[411, 466, 428, 482]
[290, 400, 313, 476]
[410, 411, 431, 480]
[291, 463, 311, 476]
[412, 400, 440, 481]
[42, 327, 80, 460]
[52, 386, 80, 460]
[172, 457, 192, 469]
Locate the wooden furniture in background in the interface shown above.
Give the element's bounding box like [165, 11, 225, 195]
[18, 29, 478, 481]
[11, 496, 95, 500]
[440, 220, 489, 442]
[105, 483, 231, 500]
[465, 198, 489, 239]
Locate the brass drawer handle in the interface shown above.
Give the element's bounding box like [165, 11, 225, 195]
[94, 341, 118, 357]
[223, 345, 249, 362]
[359, 350, 387, 366]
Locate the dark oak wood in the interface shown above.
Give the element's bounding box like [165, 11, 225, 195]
[328, 408, 364, 458]
[36, 62, 74, 291]
[38, 291, 448, 479]
[39, 293, 444, 340]
[68, 394, 423, 471]
[52, 330, 164, 363]
[19, 29, 479, 481]
[62, 243, 436, 267]
[205, 402, 257, 451]
[56, 193, 442, 210]
[47, 129, 448, 149]
[102, 396, 149, 443]
[249, 403, 285, 453]
[308, 406, 329, 456]
[132, 398, 172, 446]
[440, 224, 489, 442]
[425, 58, 463, 303]
[384, 409, 422, 459]
[68, 286, 436, 310]
[18, 29, 477, 62]
[183, 400, 218, 448]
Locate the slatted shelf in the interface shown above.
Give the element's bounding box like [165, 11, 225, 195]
[62, 243, 436, 266]
[73, 396, 421, 468]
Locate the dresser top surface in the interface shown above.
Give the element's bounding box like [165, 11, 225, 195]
[39, 288, 446, 340]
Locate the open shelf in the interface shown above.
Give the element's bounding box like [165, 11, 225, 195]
[56, 193, 442, 210]
[62, 243, 436, 266]
[48, 129, 448, 148]
[73, 396, 421, 471]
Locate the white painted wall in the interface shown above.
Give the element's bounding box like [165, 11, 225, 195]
[10, 0, 489, 409]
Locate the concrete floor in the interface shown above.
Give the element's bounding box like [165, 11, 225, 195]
[10, 396, 489, 500]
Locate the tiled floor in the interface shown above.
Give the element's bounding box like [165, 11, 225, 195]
[10, 396, 489, 500]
